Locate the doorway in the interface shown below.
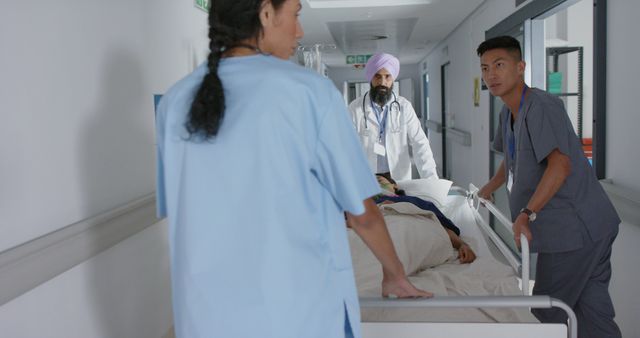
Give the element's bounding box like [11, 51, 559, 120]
[440, 62, 451, 179]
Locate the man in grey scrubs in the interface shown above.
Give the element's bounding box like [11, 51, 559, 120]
[476, 36, 621, 338]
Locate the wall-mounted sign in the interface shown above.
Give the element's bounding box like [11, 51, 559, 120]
[195, 0, 210, 13]
[473, 77, 480, 107]
[346, 54, 373, 65]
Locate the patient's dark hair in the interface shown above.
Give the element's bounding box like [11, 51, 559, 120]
[376, 173, 406, 196]
[476, 35, 522, 61]
[186, 0, 287, 139]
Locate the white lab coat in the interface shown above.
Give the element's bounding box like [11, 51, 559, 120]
[348, 94, 438, 181]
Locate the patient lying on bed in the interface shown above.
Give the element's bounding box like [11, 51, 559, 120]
[374, 174, 476, 263]
[351, 177, 539, 323]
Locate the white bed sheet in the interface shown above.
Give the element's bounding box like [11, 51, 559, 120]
[440, 195, 493, 259]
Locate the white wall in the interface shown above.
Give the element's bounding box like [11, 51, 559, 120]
[0, 0, 208, 337]
[0, 0, 209, 253]
[1, 0, 149, 252]
[420, 0, 517, 188]
[143, 0, 210, 96]
[607, 0, 640, 192]
[606, 2, 640, 334]
[566, 0, 593, 139]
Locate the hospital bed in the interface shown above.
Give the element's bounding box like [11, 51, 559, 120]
[350, 181, 577, 338]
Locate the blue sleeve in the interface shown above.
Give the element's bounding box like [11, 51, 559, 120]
[155, 97, 167, 219]
[313, 83, 379, 216]
[526, 97, 572, 163]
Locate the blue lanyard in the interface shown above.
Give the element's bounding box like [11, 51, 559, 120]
[507, 86, 528, 161]
[370, 98, 389, 142]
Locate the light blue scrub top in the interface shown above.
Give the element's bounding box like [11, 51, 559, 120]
[156, 55, 379, 338]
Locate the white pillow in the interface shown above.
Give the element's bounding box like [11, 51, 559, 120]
[396, 178, 453, 208]
[348, 208, 455, 289]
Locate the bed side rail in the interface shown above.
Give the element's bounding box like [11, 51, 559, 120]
[465, 184, 530, 296]
[360, 296, 576, 338]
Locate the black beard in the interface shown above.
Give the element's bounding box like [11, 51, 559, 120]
[370, 85, 392, 106]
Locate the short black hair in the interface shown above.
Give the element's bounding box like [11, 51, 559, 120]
[476, 36, 522, 60]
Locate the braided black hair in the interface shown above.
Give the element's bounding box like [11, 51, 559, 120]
[186, 0, 287, 139]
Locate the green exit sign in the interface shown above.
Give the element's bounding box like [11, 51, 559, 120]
[346, 54, 373, 65]
[195, 0, 210, 12]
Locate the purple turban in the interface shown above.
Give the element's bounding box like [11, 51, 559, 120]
[364, 52, 400, 83]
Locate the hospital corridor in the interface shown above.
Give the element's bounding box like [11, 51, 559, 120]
[1, 0, 639, 337]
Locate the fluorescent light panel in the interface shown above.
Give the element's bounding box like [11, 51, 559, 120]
[307, 0, 431, 9]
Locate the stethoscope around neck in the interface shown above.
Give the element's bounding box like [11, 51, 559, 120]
[361, 91, 401, 130]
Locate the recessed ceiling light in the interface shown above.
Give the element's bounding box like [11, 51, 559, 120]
[307, 0, 431, 9]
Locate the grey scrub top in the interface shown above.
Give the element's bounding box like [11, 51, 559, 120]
[493, 87, 619, 253]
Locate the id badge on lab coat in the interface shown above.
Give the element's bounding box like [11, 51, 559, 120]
[507, 169, 514, 193]
[373, 142, 386, 156]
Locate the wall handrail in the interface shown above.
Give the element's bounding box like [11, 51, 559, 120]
[600, 179, 640, 226]
[360, 295, 577, 338]
[425, 119, 443, 133]
[0, 194, 160, 306]
[445, 127, 472, 146]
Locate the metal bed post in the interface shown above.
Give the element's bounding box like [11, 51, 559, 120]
[356, 185, 577, 337]
[360, 296, 578, 338]
[467, 184, 530, 295]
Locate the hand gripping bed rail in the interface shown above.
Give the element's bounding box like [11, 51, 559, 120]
[467, 184, 530, 296]
[359, 296, 577, 338]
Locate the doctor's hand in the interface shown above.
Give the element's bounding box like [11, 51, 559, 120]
[512, 214, 533, 250]
[382, 275, 433, 299]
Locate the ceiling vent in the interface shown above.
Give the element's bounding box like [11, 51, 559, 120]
[327, 18, 418, 55]
[307, 0, 432, 9]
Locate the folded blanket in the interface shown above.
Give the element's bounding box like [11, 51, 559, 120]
[349, 204, 457, 291]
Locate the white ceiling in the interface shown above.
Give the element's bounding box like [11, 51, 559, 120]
[298, 0, 485, 66]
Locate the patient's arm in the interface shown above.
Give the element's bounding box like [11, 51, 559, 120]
[446, 229, 476, 263]
[347, 198, 433, 298]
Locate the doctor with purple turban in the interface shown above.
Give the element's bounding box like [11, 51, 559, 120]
[348, 52, 439, 181]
